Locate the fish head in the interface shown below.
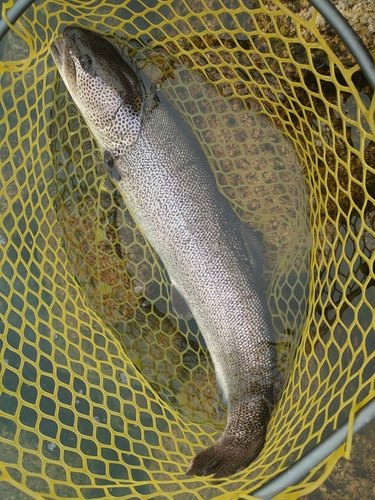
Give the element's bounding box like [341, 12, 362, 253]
[51, 26, 144, 156]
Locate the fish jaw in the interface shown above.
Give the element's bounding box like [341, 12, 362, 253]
[51, 36, 74, 93]
[50, 37, 64, 68]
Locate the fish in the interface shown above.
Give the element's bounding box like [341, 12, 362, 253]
[51, 26, 279, 478]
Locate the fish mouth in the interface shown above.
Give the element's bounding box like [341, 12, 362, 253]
[51, 37, 65, 66]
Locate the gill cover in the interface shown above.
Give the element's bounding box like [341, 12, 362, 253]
[51, 26, 144, 156]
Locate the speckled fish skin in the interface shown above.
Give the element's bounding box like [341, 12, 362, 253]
[51, 26, 279, 478]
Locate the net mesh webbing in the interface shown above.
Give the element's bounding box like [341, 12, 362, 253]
[0, 1, 374, 498]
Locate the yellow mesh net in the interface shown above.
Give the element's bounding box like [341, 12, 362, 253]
[0, 0, 374, 498]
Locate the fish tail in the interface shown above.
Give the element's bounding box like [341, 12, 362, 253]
[187, 393, 272, 478]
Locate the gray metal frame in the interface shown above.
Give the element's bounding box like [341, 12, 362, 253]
[0, 0, 373, 88]
[252, 398, 375, 499]
[309, 0, 374, 88]
[0, 0, 35, 41]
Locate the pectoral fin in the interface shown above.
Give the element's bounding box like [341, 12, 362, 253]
[240, 224, 266, 275]
[171, 282, 193, 321]
[104, 150, 121, 181]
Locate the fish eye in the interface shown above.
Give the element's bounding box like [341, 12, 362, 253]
[80, 55, 93, 71]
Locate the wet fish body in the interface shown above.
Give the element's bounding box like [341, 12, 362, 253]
[51, 27, 278, 477]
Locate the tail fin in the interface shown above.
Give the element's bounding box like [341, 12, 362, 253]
[187, 394, 272, 478]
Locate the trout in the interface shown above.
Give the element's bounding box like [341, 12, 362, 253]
[51, 26, 278, 478]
